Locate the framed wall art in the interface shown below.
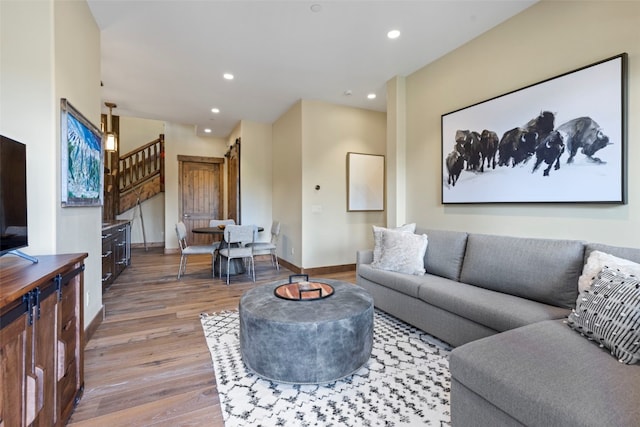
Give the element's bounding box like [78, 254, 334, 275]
[60, 98, 104, 207]
[347, 152, 385, 211]
[441, 53, 627, 204]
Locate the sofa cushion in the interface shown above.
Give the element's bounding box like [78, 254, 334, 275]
[578, 250, 640, 292]
[459, 234, 584, 309]
[450, 319, 640, 427]
[418, 279, 570, 332]
[568, 267, 640, 364]
[371, 229, 428, 275]
[416, 228, 468, 281]
[358, 263, 426, 298]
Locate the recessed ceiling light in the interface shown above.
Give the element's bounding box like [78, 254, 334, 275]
[387, 30, 401, 39]
[211, 108, 220, 114]
[223, 73, 234, 80]
[367, 93, 377, 100]
[204, 128, 212, 133]
[344, 89, 353, 96]
[310, 4, 322, 13]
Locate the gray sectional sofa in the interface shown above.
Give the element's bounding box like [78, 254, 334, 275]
[356, 228, 640, 427]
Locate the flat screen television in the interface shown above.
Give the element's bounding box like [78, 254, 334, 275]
[0, 135, 29, 257]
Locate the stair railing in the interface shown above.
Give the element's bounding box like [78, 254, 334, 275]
[119, 134, 165, 194]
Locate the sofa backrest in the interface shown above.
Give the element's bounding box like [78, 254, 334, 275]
[417, 228, 468, 281]
[459, 234, 585, 309]
[584, 242, 640, 264]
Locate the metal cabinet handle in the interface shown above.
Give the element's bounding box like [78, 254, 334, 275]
[102, 251, 113, 258]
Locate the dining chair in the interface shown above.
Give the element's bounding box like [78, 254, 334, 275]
[175, 221, 217, 279]
[208, 219, 236, 251]
[218, 224, 257, 285]
[245, 220, 280, 271]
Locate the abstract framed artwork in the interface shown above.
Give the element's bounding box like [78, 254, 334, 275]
[347, 152, 385, 211]
[60, 98, 104, 207]
[441, 53, 627, 204]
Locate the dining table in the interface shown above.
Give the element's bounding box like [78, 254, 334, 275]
[192, 225, 264, 277]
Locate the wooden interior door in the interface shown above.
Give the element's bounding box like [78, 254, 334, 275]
[178, 156, 224, 245]
[226, 139, 240, 224]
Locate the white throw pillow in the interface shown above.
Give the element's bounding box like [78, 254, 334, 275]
[372, 223, 416, 264]
[578, 250, 640, 292]
[371, 228, 428, 275]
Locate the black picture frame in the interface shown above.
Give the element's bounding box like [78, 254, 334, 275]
[441, 53, 627, 204]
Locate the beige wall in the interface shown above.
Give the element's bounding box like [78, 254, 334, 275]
[118, 116, 165, 154]
[116, 116, 166, 245]
[386, 76, 407, 228]
[238, 120, 273, 243]
[397, 0, 640, 247]
[1, 0, 57, 256]
[272, 102, 303, 266]
[1, 0, 103, 328]
[301, 100, 386, 268]
[272, 100, 386, 269]
[164, 123, 228, 250]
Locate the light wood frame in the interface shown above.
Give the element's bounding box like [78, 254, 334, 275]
[347, 152, 385, 212]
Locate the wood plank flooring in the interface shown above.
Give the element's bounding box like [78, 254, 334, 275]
[67, 248, 356, 426]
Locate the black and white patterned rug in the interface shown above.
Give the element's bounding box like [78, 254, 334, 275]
[200, 309, 452, 427]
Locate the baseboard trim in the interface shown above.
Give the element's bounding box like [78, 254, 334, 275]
[164, 248, 180, 254]
[302, 264, 356, 275]
[131, 242, 165, 249]
[277, 258, 301, 273]
[277, 258, 356, 276]
[85, 305, 104, 345]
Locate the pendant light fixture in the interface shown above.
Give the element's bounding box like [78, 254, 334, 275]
[105, 102, 118, 152]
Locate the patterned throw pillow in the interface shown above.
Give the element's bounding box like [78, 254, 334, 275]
[578, 250, 640, 292]
[372, 223, 416, 264]
[371, 228, 428, 276]
[567, 266, 640, 364]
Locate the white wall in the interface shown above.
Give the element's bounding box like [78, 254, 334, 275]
[399, 1, 640, 246]
[116, 116, 166, 245]
[163, 122, 228, 250]
[301, 100, 386, 268]
[1, 0, 103, 328]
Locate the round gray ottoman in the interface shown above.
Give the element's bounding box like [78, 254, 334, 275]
[239, 279, 374, 384]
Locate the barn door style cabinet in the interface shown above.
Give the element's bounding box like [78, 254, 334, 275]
[0, 253, 87, 427]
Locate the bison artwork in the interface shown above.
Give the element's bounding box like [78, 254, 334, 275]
[525, 111, 555, 142]
[454, 130, 481, 171]
[479, 130, 499, 172]
[532, 131, 564, 176]
[557, 117, 611, 164]
[446, 150, 464, 187]
[497, 128, 538, 167]
[497, 111, 556, 168]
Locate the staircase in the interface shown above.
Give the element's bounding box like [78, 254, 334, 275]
[118, 135, 165, 213]
[104, 135, 165, 218]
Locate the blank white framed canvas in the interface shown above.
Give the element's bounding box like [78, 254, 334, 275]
[347, 152, 385, 211]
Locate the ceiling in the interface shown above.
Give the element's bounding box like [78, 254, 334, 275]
[87, 1, 536, 138]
